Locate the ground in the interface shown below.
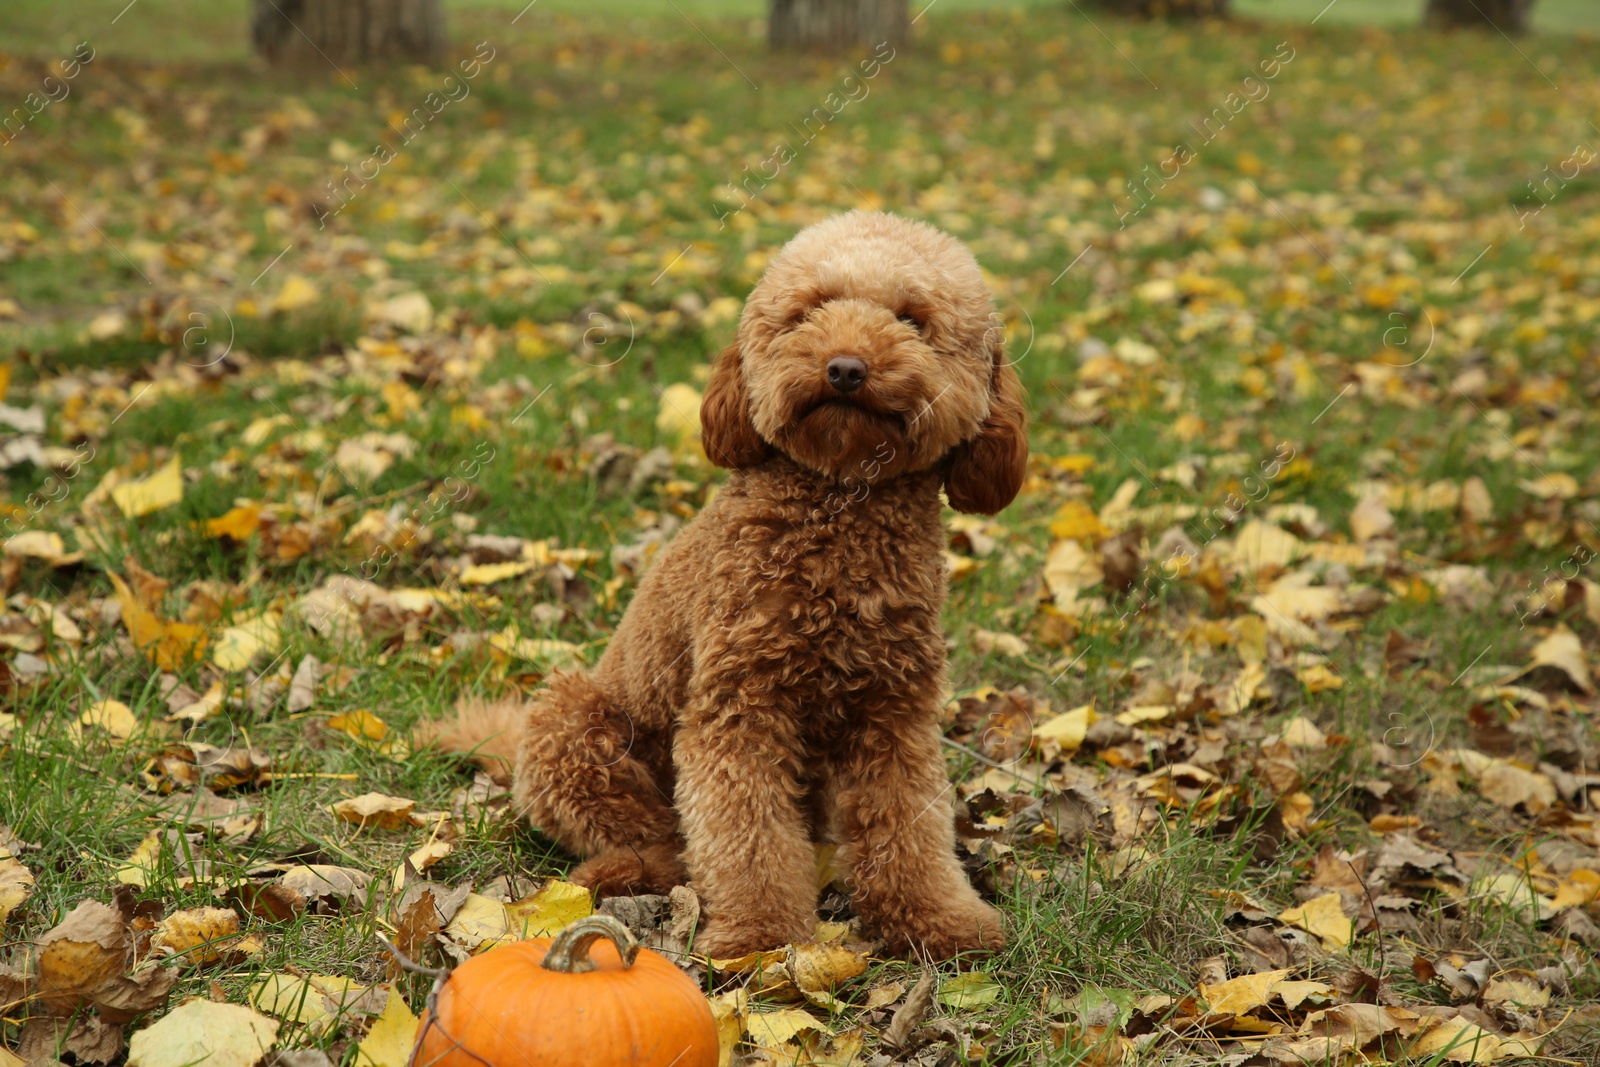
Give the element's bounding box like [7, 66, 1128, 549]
[1, 1, 1598, 1065]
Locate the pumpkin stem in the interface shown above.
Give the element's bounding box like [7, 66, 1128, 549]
[541, 914, 640, 974]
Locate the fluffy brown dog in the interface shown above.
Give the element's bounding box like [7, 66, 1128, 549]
[431, 211, 1027, 958]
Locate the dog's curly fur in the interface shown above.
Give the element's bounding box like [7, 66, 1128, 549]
[428, 211, 1028, 958]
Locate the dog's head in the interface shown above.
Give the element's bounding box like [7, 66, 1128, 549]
[700, 211, 1028, 514]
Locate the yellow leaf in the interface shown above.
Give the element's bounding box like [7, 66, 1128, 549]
[206, 504, 262, 541]
[272, 274, 319, 313]
[1200, 968, 1292, 1015]
[747, 1008, 830, 1047]
[709, 989, 748, 1067]
[505, 879, 593, 938]
[1048, 500, 1110, 543]
[1032, 704, 1094, 753]
[116, 832, 162, 887]
[167, 681, 226, 726]
[149, 906, 242, 965]
[110, 456, 184, 519]
[325, 709, 409, 760]
[657, 382, 704, 445]
[4, 531, 68, 562]
[356, 987, 420, 1067]
[1278, 892, 1353, 951]
[127, 1000, 279, 1067]
[110, 572, 209, 670]
[789, 942, 869, 993]
[459, 560, 539, 586]
[80, 699, 140, 741]
[442, 893, 512, 949]
[250, 973, 371, 1032]
[0, 855, 35, 925]
[213, 611, 281, 671]
[331, 792, 419, 831]
[1231, 520, 1304, 572]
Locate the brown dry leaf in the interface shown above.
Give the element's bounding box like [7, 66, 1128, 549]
[36, 893, 177, 1022]
[110, 572, 208, 670]
[1349, 494, 1395, 543]
[287, 654, 321, 712]
[972, 628, 1029, 657]
[279, 865, 372, 913]
[1481, 977, 1550, 1008]
[127, 999, 279, 1067]
[1477, 759, 1558, 814]
[166, 681, 225, 726]
[330, 793, 421, 831]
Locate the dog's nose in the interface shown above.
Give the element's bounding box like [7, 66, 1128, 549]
[826, 356, 868, 394]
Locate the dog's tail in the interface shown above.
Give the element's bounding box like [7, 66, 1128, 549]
[415, 696, 525, 785]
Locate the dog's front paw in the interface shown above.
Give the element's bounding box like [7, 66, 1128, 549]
[694, 914, 814, 959]
[881, 899, 1007, 959]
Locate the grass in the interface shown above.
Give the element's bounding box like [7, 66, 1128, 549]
[2, 0, 1600, 1063]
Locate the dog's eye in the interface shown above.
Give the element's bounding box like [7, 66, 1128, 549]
[897, 313, 923, 333]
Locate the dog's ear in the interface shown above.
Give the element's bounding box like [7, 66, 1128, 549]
[700, 342, 769, 469]
[945, 350, 1028, 515]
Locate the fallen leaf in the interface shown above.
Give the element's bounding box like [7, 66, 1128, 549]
[115, 832, 162, 887]
[149, 907, 243, 966]
[0, 855, 35, 925]
[127, 1001, 277, 1067]
[505, 879, 593, 938]
[938, 971, 1002, 1009]
[213, 611, 281, 672]
[110, 456, 184, 519]
[1201, 968, 1292, 1015]
[747, 1007, 830, 1047]
[789, 942, 869, 994]
[355, 987, 420, 1067]
[110, 572, 208, 670]
[331, 793, 420, 831]
[1278, 892, 1353, 951]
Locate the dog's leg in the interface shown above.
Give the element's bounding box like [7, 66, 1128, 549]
[673, 698, 818, 956]
[832, 711, 1006, 959]
[516, 671, 686, 896]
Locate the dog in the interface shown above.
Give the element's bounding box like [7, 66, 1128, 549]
[429, 211, 1028, 958]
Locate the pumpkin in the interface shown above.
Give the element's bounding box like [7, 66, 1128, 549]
[414, 913, 719, 1067]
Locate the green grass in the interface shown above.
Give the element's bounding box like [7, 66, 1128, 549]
[2, 1, 1600, 1064]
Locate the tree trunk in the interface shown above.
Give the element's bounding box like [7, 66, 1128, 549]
[769, 0, 908, 54]
[1089, 0, 1230, 17]
[252, 0, 446, 66]
[1423, 0, 1533, 33]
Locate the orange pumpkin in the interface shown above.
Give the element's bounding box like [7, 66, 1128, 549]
[414, 913, 719, 1067]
